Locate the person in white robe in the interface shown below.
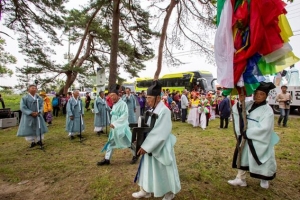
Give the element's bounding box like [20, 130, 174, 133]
[17, 84, 48, 148]
[97, 84, 137, 166]
[132, 81, 181, 200]
[228, 82, 279, 189]
[94, 91, 111, 135]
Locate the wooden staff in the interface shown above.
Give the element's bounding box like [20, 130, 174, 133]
[237, 89, 247, 168]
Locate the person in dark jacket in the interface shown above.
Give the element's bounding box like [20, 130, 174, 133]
[218, 93, 231, 129]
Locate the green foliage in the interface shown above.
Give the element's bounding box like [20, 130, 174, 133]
[63, 0, 158, 80]
[0, 94, 22, 110]
[0, 37, 16, 77]
[1, 0, 68, 88]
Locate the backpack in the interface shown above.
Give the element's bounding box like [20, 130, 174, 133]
[52, 97, 59, 107]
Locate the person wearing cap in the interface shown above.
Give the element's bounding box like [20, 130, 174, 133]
[66, 90, 85, 140]
[228, 82, 279, 189]
[132, 81, 181, 200]
[276, 85, 292, 127]
[17, 84, 48, 148]
[97, 84, 137, 166]
[40, 91, 53, 126]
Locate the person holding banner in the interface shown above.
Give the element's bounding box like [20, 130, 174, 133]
[65, 90, 85, 140]
[17, 84, 48, 148]
[228, 82, 279, 189]
[132, 81, 181, 200]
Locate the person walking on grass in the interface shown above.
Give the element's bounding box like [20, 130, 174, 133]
[66, 90, 85, 140]
[97, 84, 138, 166]
[132, 81, 181, 200]
[228, 82, 279, 189]
[276, 85, 292, 127]
[17, 84, 48, 148]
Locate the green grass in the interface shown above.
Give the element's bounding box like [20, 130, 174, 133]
[1, 94, 22, 111]
[0, 96, 299, 199]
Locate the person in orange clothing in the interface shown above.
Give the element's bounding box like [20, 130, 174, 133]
[40, 92, 53, 126]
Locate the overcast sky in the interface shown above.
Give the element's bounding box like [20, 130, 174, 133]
[1, 0, 299, 87]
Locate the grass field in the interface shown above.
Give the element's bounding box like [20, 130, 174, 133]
[0, 94, 299, 200]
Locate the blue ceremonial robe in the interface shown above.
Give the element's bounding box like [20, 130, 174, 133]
[66, 97, 85, 133]
[94, 97, 110, 127]
[136, 101, 181, 197]
[232, 101, 279, 180]
[102, 99, 132, 151]
[122, 94, 136, 123]
[17, 94, 48, 137]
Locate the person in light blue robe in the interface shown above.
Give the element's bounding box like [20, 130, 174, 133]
[132, 81, 181, 200]
[94, 91, 111, 135]
[65, 90, 85, 139]
[122, 87, 136, 124]
[17, 84, 48, 148]
[97, 84, 135, 166]
[228, 82, 279, 189]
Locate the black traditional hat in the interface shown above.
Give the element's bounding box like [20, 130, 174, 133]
[256, 82, 276, 94]
[147, 80, 162, 96]
[109, 84, 121, 94]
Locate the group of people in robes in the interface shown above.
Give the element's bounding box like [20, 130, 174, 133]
[16, 80, 280, 199]
[95, 82, 181, 199]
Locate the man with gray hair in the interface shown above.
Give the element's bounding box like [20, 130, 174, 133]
[66, 90, 85, 139]
[17, 84, 48, 148]
[180, 89, 189, 123]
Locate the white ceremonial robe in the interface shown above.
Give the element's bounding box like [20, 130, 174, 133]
[136, 101, 181, 197]
[232, 101, 279, 180]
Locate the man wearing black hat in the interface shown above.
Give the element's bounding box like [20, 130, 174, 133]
[228, 82, 279, 189]
[97, 84, 136, 166]
[276, 85, 292, 127]
[132, 81, 181, 200]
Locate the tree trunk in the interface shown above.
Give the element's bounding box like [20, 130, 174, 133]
[58, 7, 101, 95]
[108, 0, 120, 87]
[59, 34, 94, 95]
[59, 71, 78, 94]
[154, 0, 178, 80]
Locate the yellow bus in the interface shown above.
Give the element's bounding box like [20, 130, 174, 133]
[135, 71, 216, 93]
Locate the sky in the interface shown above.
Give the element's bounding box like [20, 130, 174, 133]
[1, 0, 300, 87]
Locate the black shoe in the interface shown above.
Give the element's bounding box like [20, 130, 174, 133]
[97, 131, 101, 136]
[283, 124, 287, 127]
[29, 142, 36, 148]
[70, 136, 75, 140]
[97, 159, 110, 166]
[36, 141, 42, 146]
[130, 156, 139, 164]
[100, 131, 104, 133]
